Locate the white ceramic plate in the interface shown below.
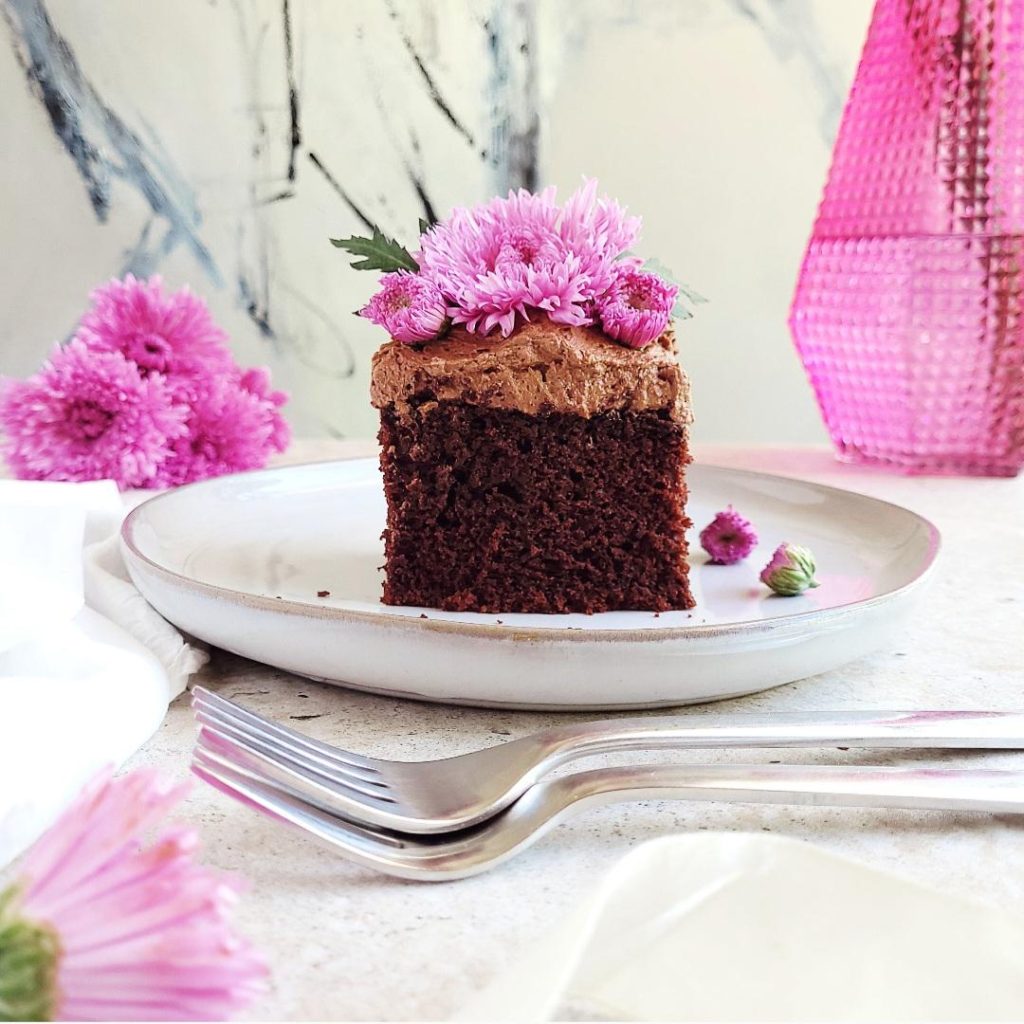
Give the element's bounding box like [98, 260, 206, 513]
[122, 458, 940, 709]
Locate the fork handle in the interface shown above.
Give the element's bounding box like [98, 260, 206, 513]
[537, 710, 1024, 769]
[565, 763, 1024, 815]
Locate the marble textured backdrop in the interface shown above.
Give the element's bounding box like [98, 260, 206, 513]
[0, 0, 872, 442]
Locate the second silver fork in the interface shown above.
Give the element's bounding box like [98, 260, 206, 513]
[191, 688, 1024, 834]
[192, 750, 1024, 880]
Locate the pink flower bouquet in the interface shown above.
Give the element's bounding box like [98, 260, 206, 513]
[0, 276, 290, 488]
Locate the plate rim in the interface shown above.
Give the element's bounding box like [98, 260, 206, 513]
[121, 456, 942, 645]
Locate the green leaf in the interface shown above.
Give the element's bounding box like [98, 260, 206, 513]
[642, 257, 708, 320]
[675, 279, 709, 306]
[418, 217, 432, 236]
[330, 225, 419, 272]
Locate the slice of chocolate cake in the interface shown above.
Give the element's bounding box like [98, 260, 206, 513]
[334, 177, 700, 613]
[371, 320, 694, 613]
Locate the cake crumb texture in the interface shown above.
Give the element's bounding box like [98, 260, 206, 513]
[378, 401, 694, 614]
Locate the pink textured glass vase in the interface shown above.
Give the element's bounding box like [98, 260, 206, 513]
[790, 0, 1024, 476]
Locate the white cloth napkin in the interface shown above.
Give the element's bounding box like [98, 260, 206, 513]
[460, 832, 1024, 1021]
[0, 480, 207, 867]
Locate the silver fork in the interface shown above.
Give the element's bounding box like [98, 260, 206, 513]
[190, 687, 1024, 833]
[191, 746, 1024, 880]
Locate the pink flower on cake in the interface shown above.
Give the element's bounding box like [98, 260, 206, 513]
[556, 178, 641, 297]
[155, 375, 291, 486]
[596, 265, 677, 348]
[0, 339, 187, 488]
[0, 768, 266, 1021]
[416, 180, 641, 337]
[77, 274, 234, 397]
[334, 180, 695, 348]
[361, 271, 449, 343]
[699, 506, 758, 564]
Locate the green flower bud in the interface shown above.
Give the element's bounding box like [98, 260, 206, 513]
[759, 543, 820, 596]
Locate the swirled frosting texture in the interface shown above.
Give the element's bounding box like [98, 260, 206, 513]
[370, 322, 691, 422]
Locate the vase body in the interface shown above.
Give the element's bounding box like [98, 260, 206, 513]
[790, 0, 1024, 476]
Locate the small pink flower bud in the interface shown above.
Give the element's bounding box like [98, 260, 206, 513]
[699, 506, 758, 564]
[361, 271, 448, 344]
[760, 543, 821, 596]
[596, 265, 677, 348]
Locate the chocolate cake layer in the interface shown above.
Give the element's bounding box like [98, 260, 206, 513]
[377, 401, 694, 614]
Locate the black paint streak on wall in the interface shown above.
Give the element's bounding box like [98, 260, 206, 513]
[385, 0, 477, 150]
[724, 0, 845, 143]
[278, 281, 357, 380]
[307, 152, 376, 232]
[3, 0, 220, 283]
[3, 6, 107, 216]
[404, 131, 439, 226]
[282, 0, 301, 181]
[729, 0, 759, 22]
[408, 166, 438, 226]
[236, 209, 276, 343]
[118, 217, 180, 278]
[229, 0, 283, 343]
[260, 188, 296, 205]
[485, 2, 540, 193]
[238, 274, 275, 340]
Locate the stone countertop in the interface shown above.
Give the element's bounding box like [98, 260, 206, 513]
[125, 441, 1024, 1022]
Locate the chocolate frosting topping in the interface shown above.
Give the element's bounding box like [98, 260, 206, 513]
[370, 321, 691, 422]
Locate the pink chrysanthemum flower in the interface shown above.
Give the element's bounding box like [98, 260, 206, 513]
[77, 275, 234, 398]
[238, 366, 291, 452]
[1, 275, 290, 488]
[155, 376, 291, 487]
[596, 265, 677, 348]
[361, 272, 448, 343]
[417, 180, 641, 337]
[0, 768, 266, 1021]
[0, 339, 187, 488]
[556, 178, 641, 297]
[699, 506, 759, 565]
